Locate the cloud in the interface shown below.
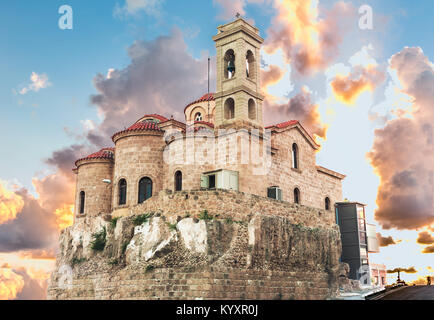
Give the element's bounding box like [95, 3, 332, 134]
[264, 87, 327, 139]
[0, 189, 58, 253]
[114, 0, 164, 17]
[213, 0, 271, 20]
[422, 245, 434, 254]
[0, 181, 24, 224]
[417, 231, 434, 245]
[368, 47, 434, 230]
[89, 29, 216, 147]
[18, 72, 51, 95]
[376, 233, 399, 247]
[0, 267, 25, 300]
[331, 65, 385, 105]
[261, 64, 285, 91]
[263, 0, 356, 76]
[387, 266, 418, 274]
[18, 249, 56, 261]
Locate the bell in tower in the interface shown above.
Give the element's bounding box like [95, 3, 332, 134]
[212, 17, 264, 129]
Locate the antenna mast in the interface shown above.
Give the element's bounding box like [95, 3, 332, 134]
[207, 57, 210, 121]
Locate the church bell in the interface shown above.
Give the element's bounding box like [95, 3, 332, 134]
[227, 60, 235, 74]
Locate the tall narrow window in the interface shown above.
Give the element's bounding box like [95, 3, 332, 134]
[246, 50, 255, 79]
[79, 191, 85, 214]
[325, 197, 331, 211]
[292, 143, 299, 169]
[175, 171, 182, 191]
[118, 179, 127, 206]
[248, 99, 256, 120]
[138, 177, 153, 204]
[224, 98, 235, 119]
[294, 188, 300, 204]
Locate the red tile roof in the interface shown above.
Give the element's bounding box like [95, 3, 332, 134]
[265, 120, 299, 130]
[194, 121, 214, 128]
[137, 114, 168, 123]
[112, 120, 164, 141]
[184, 93, 215, 112]
[75, 148, 114, 166]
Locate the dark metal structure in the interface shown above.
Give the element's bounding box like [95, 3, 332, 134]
[335, 202, 370, 283]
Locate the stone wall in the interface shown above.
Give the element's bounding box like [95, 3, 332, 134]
[74, 160, 113, 219]
[48, 190, 342, 300]
[122, 189, 335, 228]
[268, 128, 343, 209]
[112, 131, 165, 212]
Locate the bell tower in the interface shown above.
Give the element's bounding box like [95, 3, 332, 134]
[212, 18, 264, 129]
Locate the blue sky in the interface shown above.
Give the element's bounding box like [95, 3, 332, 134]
[0, 0, 433, 286]
[1, 0, 433, 189]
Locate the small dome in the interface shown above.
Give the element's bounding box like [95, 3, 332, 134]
[75, 148, 114, 167]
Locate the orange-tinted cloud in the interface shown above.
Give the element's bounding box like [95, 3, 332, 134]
[0, 181, 24, 225]
[331, 66, 385, 105]
[387, 267, 418, 274]
[18, 249, 56, 261]
[417, 231, 434, 245]
[422, 245, 434, 254]
[376, 233, 399, 247]
[264, 0, 356, 75]
[261, 64, 285, 92]
[264, 87, 327, 140]
[0, 267, 25, 300]
[368, 47, 434, 230]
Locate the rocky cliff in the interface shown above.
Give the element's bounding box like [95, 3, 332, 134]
[48, 191, 343, 300]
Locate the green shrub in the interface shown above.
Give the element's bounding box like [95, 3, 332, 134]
[122, 242, 129, 254]
[71, 257, 86, 267]
[109, 259, 119, 266]
[133, 214, 151, 226]
[166, 222, 177, 231]
[91, 227, 106, 251]
[145, 265, 155, 273]
[110, 217, 120, 229]
[224, 218, 234, 224]
[198, 210, 213, 221]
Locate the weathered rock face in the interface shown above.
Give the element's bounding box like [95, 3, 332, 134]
[48, 208, 342, 300]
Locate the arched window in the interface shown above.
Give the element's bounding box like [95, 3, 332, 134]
[224, 49, 235, 79]
[138, 177, 153, 204]
[325, 197, 331, 211]
[118, 179, 127, 206]
[248, 99, 256, 120]
[246, 50, 255, 79]
[175, 171, 182, 191]
[195, 112, 203, 122]
[224, 98, 235, 120]
[79, 191, 85, 214]
[294, 188, 300, 204]
[292, 143, 299, 169]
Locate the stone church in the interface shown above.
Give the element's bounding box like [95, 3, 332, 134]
[48, 18, 347, 300]
[73, 18, 345, 222]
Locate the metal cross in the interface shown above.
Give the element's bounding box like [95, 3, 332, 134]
[236, 12, 241, 18]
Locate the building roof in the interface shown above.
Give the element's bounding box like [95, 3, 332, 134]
[135, 114, 169, 124]
[112, 119, 164, 141]
[265, 120, 299, 130]
[184, 93, 215, 112]
[266, 120, 320, 149]
[75, 148, 114, 166]
[194, 121, 214, 128]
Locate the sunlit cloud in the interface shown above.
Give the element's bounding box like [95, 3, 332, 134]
[18, 72, 51, 95]
[368, 47, 434, 231]
[0, 180, 24, 225]
[0, 267, 25, 300]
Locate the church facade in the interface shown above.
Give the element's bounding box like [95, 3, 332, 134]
[72, 18, 345, 223]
